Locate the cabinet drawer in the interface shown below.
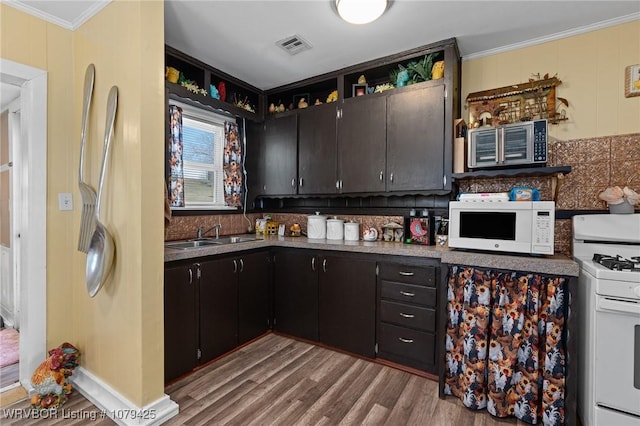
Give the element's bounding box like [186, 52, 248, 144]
[380, 281, 436, 307]
[378, 322, 434, 366]
[379, 300, 435, 332]
[378, 263, 435, 287]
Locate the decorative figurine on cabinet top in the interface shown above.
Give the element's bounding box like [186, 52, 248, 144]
[432, 61, 445, 79]
[217, 81, 226, 102]
[209, 84, 220, 99]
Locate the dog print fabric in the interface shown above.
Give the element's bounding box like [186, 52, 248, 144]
[223, 121, 242, 207]
[444, 265, 566, 425]
[168, 105, 184, 207]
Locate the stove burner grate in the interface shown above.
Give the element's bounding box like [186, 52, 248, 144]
[592, 253, 640, 272]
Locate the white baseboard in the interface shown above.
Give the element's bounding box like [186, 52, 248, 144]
[70, 367, 178, 426]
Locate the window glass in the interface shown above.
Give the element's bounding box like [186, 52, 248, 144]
[170, 100, 232, 209]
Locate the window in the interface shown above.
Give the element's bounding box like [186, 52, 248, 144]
[169, 100, 237, 210]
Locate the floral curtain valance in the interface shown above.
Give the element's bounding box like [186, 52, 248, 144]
[445, 266, 567, 425]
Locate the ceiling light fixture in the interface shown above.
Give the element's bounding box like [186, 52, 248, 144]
[335, 0, 388, 25]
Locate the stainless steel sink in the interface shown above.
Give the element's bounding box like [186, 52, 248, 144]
[165, 235, 258, 249]
[215, 235, 258, 244]
[164, 240, 222, 250]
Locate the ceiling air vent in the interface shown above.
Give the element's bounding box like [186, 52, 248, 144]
[276, 34, 312, 55]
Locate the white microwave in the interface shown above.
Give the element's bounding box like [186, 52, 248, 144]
[448, 201, 555, 255]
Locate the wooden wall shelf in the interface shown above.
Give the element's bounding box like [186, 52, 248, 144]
[166, 82, 259, 121]
[452, 166, 571, 180]
[452, 166, 571, 202]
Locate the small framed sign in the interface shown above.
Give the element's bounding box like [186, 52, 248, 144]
[352, 83, 368, 97]
[625, 64, 640, 98]
[278, 224, 286, 236]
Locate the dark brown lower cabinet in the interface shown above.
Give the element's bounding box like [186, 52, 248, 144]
[238, 251, 271, 344]
[318, 255, 376, 358]
[273, 250, 319, 341]
[273, 250, 376, 358]
[376, 260, 439, 373]
[199, 257, 238, 364]
[164, 262, 198, 383]
[164, 249, 270, 383]
[166, 248, 440, 383]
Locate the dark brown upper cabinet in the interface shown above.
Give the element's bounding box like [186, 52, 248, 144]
[387, 84, 446, 192]
[298, 103, 338, 195]
[261, 114, 298, 196]
[337, 96, 387, 194]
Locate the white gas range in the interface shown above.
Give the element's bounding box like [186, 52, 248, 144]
[573, 213, 640, 426]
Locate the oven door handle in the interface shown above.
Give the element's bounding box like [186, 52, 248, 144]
[598, 297, 640, 315]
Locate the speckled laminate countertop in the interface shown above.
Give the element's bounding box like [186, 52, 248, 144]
[165, 235, 579, 277]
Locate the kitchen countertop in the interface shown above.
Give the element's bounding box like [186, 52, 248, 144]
[165, 235, 579, 277]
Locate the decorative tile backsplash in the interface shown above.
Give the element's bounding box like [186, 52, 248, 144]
[165, 133, 638, 258]
[166, 212, 404, 242]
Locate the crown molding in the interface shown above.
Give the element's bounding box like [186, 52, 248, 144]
[463, 12, 640, 61]
[4, 0, 111, 30]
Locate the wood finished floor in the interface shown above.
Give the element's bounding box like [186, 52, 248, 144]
[0, 333, 527, 425]
[0, 362, 19, 389]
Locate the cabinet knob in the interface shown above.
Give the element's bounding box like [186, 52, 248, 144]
[291, 178, 295, 188]
[379, 171, 384, 182]
[390, 173, 394, 183]
[299, 177, 304, 187]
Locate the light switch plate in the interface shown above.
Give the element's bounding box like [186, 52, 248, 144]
[58, 193, 73, 211]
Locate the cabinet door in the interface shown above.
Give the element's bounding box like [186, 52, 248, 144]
[244, 120, 266, 203]
[298, 104, 338, 194]
[164, 263, 197, 382]
[318, 255, 376, 357]
[273, 250, 318, 341]
[199, 258, 238, 363]
[386, 85, 445, 191]
[338, 97, 387, 193]
[238, 251, 271, 345]
[262, 114, 298, 195]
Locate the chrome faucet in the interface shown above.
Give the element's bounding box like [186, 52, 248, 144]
[196, 223, 222, 239]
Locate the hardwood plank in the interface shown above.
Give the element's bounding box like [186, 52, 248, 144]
[361, 403, 390, 424]
[338, 367, 394, 425]
[403, 377, 440, 424]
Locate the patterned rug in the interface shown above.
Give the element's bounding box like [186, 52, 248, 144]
[0, 328, 19, 368]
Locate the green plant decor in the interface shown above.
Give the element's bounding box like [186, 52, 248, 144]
[388, 53, 437, 87]
[407, 53, 435, 84]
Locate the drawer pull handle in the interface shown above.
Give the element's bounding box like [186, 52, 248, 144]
[400, 312, 415, 318]
[399, 271, 414, 276]
[400, 291, 415, 297]
[398, 337, 414, 344]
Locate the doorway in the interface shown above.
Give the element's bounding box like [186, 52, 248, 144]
[0, 94, 20, 391]
[0, 58, 47, 394]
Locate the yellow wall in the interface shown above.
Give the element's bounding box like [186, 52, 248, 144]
[0, 2, 75, 350]
[0, 0, 165, 407]
[462, 20, 640, 140]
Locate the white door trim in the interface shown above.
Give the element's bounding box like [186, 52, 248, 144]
[0, 58, 47, 391]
